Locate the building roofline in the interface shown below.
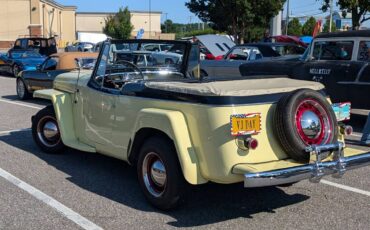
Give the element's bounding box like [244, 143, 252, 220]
[76, 11, 162, 15]
[40, 0, 76, 10]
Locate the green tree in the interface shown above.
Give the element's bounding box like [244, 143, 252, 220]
[287, 18, 302, 36]
[103, 7, 133, 39]
[185, 0, 286, 44]
[320, 0, 370, 30]
[302, 17, 316, 36]
[322, 19, 337, 32]
[161, 19, 176, 33]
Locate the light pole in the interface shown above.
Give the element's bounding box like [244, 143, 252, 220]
[285, 0, 290, 35]
[329, 0, 333, 32]
[149, 0, 151, 38]
[163, 12, 168, 33]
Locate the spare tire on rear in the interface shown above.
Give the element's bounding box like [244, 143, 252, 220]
[273, 89, 338, 162]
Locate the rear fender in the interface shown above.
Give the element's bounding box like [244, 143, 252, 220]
[33, 89, 95, 152]
[130, 108, 208, 185]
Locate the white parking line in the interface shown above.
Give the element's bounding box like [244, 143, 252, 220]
[0, 128, 31, 136]
[321, 179, 370, 197]
[0, 99, 43, 110]
[0, 168, 103, 230]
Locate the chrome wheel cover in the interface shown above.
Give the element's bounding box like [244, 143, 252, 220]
[142, 152, 167, 197]
[300, 110, 322, 139]
[17, 80, 25, 98]
[37, 116, 61, 148]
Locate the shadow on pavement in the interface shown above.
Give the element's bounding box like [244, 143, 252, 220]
[1, 95, 51, 107]
[0, 130, 309, 227]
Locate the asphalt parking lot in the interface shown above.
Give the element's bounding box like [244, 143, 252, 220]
[0, 74, 369, 230]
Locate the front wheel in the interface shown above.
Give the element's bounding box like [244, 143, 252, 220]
[32, 106, 66, 154]
[137, 136, 186, 210]
[16, 78, 31, 100]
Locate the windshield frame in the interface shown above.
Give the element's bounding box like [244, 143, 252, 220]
[88, 39, 193, 94]
[91, 39, 192, 79]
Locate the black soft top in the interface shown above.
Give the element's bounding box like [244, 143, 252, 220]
[316, 30, 370, 38]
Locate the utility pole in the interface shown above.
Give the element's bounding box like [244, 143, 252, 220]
[329, 0, 333, 32]
[285, 0, 290, 35]
[189, 16, 193, 32]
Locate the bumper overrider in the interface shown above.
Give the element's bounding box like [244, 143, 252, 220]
[244, 142, 370, 187]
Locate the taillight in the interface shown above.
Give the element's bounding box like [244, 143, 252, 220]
[245, 138, 258, 150]
[340, 125, 353, 136]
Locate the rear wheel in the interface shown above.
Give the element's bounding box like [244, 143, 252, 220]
[16, 78, 31, 100]
[137, 136, 186, 210]
[32, 106, 66, 154]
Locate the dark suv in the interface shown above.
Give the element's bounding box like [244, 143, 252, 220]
[240, 30, 370, 110]
[11, 37, 57, 56]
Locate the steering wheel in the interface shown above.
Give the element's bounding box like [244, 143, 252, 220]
[114, 60, 145, 79]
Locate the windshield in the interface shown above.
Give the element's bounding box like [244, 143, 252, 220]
[10, 51, 42, 59]
[106, 41, 186, 74]
[91, 41, 190, 90]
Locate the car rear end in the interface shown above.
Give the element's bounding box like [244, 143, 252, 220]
[160, 78, 370, 186]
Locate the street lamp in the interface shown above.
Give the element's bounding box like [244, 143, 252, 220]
[149, 0, 151, 38]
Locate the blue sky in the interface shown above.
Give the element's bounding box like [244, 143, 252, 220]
[58, 0, 369, 26]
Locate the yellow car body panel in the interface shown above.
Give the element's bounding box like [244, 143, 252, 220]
[130, 108, 207, 184]
[33, 89, 96, 153]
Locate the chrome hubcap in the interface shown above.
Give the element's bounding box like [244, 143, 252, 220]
[17, 80, 25, 98]
[37, 116, 60, 148]
[300, 111, 322, 139]
[150, 160, 166, 187]
[43, 121, 59, 140]
[142, 152, 167, 197]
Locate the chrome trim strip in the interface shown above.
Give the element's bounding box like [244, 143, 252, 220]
[244, 142, 370, 187]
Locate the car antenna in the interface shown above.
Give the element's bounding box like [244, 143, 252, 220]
[74, 58, 82, 104]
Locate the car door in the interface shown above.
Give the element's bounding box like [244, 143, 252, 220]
[294, 40, 355, 103]
[79, 43, 118, 156]
[27, 57, 57, 90]
[0, 52, 14, 73]
[0, 52, 10, 72]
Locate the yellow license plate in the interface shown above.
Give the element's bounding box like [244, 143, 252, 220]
[230, 114, 261, 136]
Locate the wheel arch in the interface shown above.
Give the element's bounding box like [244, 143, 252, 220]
[128, 108, 208, 185]
[33, 89, 96, 153]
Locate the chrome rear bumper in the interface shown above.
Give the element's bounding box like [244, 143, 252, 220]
[244, 142, 370, 187]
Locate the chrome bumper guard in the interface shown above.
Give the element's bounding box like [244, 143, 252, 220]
[244, 142, 370, 187]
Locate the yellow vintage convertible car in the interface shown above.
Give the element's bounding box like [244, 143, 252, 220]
[31, 39, 370, 210]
